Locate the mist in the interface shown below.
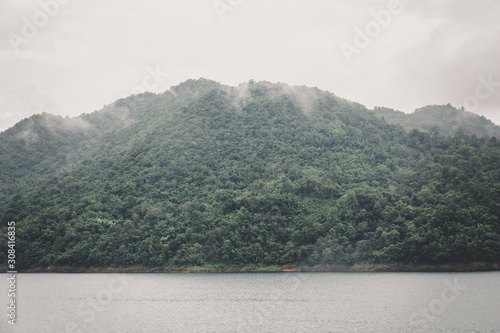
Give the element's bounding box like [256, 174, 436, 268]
[1, 0, 499, 132]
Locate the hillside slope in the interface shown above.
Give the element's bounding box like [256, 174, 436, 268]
[372, 104, 500, 138]
[1, 79, 499, 269]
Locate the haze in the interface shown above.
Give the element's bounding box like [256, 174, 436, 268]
[1, 0, 499, 132]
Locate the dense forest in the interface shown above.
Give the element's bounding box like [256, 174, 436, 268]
[372, 104, 500, 139]
[1, 79, 499, 270]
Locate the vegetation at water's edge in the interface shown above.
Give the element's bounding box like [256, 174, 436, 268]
[2, 262, 498, 273]
[0, 79, 499, 270]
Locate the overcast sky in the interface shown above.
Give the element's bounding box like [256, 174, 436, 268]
[1, 0, 500, 132]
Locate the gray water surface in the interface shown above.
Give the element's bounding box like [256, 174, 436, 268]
[1, 272, 499, 332]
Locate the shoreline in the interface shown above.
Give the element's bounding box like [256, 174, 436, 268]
[2, 262, 499, 273]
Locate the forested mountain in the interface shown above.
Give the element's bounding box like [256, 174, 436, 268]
[1, 79, 499, 269]
[372, 104, 500, 138]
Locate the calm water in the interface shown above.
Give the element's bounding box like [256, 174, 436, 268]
[1, 272, 499, 332]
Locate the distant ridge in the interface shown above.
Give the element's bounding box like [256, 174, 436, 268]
[372, 104, 500, 138]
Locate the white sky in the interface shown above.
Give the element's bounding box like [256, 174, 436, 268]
[1, 0, 500, 132]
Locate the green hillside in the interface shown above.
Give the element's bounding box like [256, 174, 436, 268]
[372, 104, 500, 138]
[1, 79, 499, 270]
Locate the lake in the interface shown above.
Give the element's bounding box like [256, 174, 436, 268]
[1, 272, 499, 332]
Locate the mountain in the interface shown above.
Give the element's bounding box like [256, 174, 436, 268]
[1, 79, 499, 270]
[372, 104, 500, 138]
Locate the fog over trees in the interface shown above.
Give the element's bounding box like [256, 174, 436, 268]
[1, 79, 499, 269]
